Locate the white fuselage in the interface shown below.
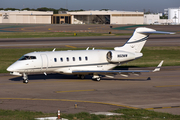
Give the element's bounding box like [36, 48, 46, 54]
[7, 49, 140, 75]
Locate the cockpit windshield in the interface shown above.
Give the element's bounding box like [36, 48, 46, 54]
[19, 56, 36, 60]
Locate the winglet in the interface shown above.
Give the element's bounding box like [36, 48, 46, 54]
[153, 60, 164, 72]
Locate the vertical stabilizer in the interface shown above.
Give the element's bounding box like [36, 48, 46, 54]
[114, 27, 156, 52]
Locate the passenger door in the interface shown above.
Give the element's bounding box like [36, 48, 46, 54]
[41, 54, 48, 72]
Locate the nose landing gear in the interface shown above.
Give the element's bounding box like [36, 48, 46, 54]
[22, 73, 28, 84]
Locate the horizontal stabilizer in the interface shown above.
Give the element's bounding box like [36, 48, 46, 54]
[139, 31, 175, 35]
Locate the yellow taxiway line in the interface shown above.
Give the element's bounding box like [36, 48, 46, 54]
[0, 98, 139, 110]
[56, 89, 96, 93]
[154, 85, 180, 88]
[65, 45, 77, 48]
[0, 80, 90, 85]
[1, 97, 179, 110]
[145, 106, 180, 110]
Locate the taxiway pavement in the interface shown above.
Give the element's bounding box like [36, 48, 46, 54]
[0, 67, 180, 115]
[0, 24, 180, 115]
[0, 34, 180, 48]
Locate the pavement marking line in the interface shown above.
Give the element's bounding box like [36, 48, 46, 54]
[65, 45, 77, 48]
[145, 106, 180, 110]
[154, 85, 180, 88]
[0, 83, 24, 85]
[56, 89, 96, 93]
[0, 80, 90, 85]
[0, 98, 139, 110]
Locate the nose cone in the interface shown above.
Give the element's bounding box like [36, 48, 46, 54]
[7, 61, 20, 72]
[7, 65, 14, 72]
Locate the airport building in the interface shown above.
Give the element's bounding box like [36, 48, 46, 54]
[0, 10, 144, 24]
[0, 11, 53, 24]
[52, 10, 144, 24]
[144, 14, 160, 24]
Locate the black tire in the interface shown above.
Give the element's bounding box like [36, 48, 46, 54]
[23, 79, 28, 84]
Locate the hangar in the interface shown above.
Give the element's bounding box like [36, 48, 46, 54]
[0, 10, 144, 24]
[52, 10, 144, 24]
[0, 11, 53, 24]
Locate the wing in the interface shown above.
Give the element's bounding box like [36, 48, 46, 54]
[72, 60, 164, 77]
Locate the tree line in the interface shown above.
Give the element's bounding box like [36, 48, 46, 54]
[0, 7, 85, 14]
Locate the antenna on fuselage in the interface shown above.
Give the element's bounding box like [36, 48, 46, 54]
[92, 47, 95, 50]
[86, 47, 89, 50]
[52, 48, 56, 52]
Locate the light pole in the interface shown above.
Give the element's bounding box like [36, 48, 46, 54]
[173, 11, 177, 24]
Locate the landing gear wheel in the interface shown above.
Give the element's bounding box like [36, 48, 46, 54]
[23, 79, 28, 84]
[80, 75, 85, 79]
[78, 75, 85, 79]
[22, 73, 28, 84]
[96, 77, 101, 81]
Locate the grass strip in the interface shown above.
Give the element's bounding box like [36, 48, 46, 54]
[0, 32, 131, 38]
[120, 46, 180, 67]
[0, 108, 180, 120]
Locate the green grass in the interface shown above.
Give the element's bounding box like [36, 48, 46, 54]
[0, 32, 131, 38]
[0, 109, 54, 120]
[0, 109, 180, 120]
[0, 46, 180, 73]
[121, 46, 180, 67]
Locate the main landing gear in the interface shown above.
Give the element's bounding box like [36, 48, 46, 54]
[77, 74, 101, 81]
[92, 75, 101, 81]
[77, 75, 85, 79]
[94, 77, 101, 81]
[22, 73, 28, 84]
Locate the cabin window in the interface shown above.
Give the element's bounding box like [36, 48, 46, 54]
[73, 57, 75, 61]
[60, 58, 63, 62]
[85, 56, 88, 61]
[54, 58, 57, 62]
[79, 57, 82, 61]
[67, 57, 69, 62]
[19, 56, 36, 60]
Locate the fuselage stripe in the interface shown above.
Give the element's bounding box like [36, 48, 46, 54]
[127, 36, 149, 44]
[15, 62, 113, 71]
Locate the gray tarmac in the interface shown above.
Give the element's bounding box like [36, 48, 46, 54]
[0, 24, 180, 33]
[0, 68, 180, 115]
[0, 34, 180, 48]
[0, 24, 180, 115]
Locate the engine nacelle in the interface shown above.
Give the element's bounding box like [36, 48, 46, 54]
[106, 51, 136, 63]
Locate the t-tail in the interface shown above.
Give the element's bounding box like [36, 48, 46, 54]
[114, 27, 175, 53]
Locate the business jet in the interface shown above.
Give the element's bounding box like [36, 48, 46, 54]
[7, 27, 174, 84]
